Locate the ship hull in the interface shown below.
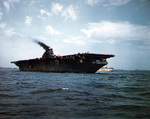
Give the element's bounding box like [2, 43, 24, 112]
[11, 53, 114, 73]
[12, 58, 106, 73]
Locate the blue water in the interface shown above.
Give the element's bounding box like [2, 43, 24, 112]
[0, 68, 150, 119]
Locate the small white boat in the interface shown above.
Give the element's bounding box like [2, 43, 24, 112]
[97, 67, 114, 72]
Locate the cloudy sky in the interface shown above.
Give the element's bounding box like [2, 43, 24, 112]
[0, 0, 150, 70]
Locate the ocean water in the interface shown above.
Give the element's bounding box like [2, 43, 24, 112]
[0, 68, 150, 119]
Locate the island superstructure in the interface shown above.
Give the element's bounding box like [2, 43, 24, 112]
[11, 40, 114, 73]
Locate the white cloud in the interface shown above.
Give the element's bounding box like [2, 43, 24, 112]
[3, 1, 10, 11]
[85, 0, 100, 6]
[38, 3, 77, 21]
[107, 39, 116, 44]
[85, 0, 132, 7]
[38, 9, 51, 20]
[25, 16, 32, 25]
[52, 3, 63, 15]
[103, 0, 131, 7]
[3, 0, 20, 11]
[40, 9, 51, 16]
[63, 36, 86, 45]
[45, 25, 61, 35]
[89, 39, 102, 43]
[5, 28, 15, 36]
[81, 21, 150, 41]
[0, 11, 3, 20]
[5, 28, 23, 37]
[9, 0, 20, 2]
[0, 23, 6, 29]
[62, 5, 77, 21]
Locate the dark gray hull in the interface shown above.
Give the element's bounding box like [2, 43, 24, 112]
[11, 53, 114, 73]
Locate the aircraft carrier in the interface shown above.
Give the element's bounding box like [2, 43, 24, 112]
[11, 40, 114, 73]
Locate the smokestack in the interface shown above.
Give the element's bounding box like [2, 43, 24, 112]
[33, 39, 55, 58]
[33, 40, 50, 51]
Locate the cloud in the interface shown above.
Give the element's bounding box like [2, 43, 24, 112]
[5, 28, 15, 36]
[0, 23, 6, 29]
[3, 0, 20, 11]
[103, 0, 131, 7]
[3, 1, 10, 11]
[40, 9, 51, 16]
[81, 21, 150, 42]
[51, 3, 77, 21]
[45, 25, 61, 35]
[85, 0, 100, 6]
[25, 16, 32, 25]
[52, 3, 63, 15]
[38, 9, 51, 20]
[89, 39, 102, 43]
[0, 11, 3, 20]
[8, 0, 20, 2]
[5, 28, 23, 37]
[63, 36, 86, 45]
[38, 3, 77, 21]
[62, 5, 77, 21]
[107, 39, 116, 44]
[85, 0, 132, 7]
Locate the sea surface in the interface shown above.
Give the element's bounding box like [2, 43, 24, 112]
[0, 68, 150, 119]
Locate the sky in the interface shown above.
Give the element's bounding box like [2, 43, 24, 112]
[0, 0, 150, 70]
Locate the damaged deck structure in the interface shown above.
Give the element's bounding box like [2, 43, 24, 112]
[11, 40, 114, 73]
